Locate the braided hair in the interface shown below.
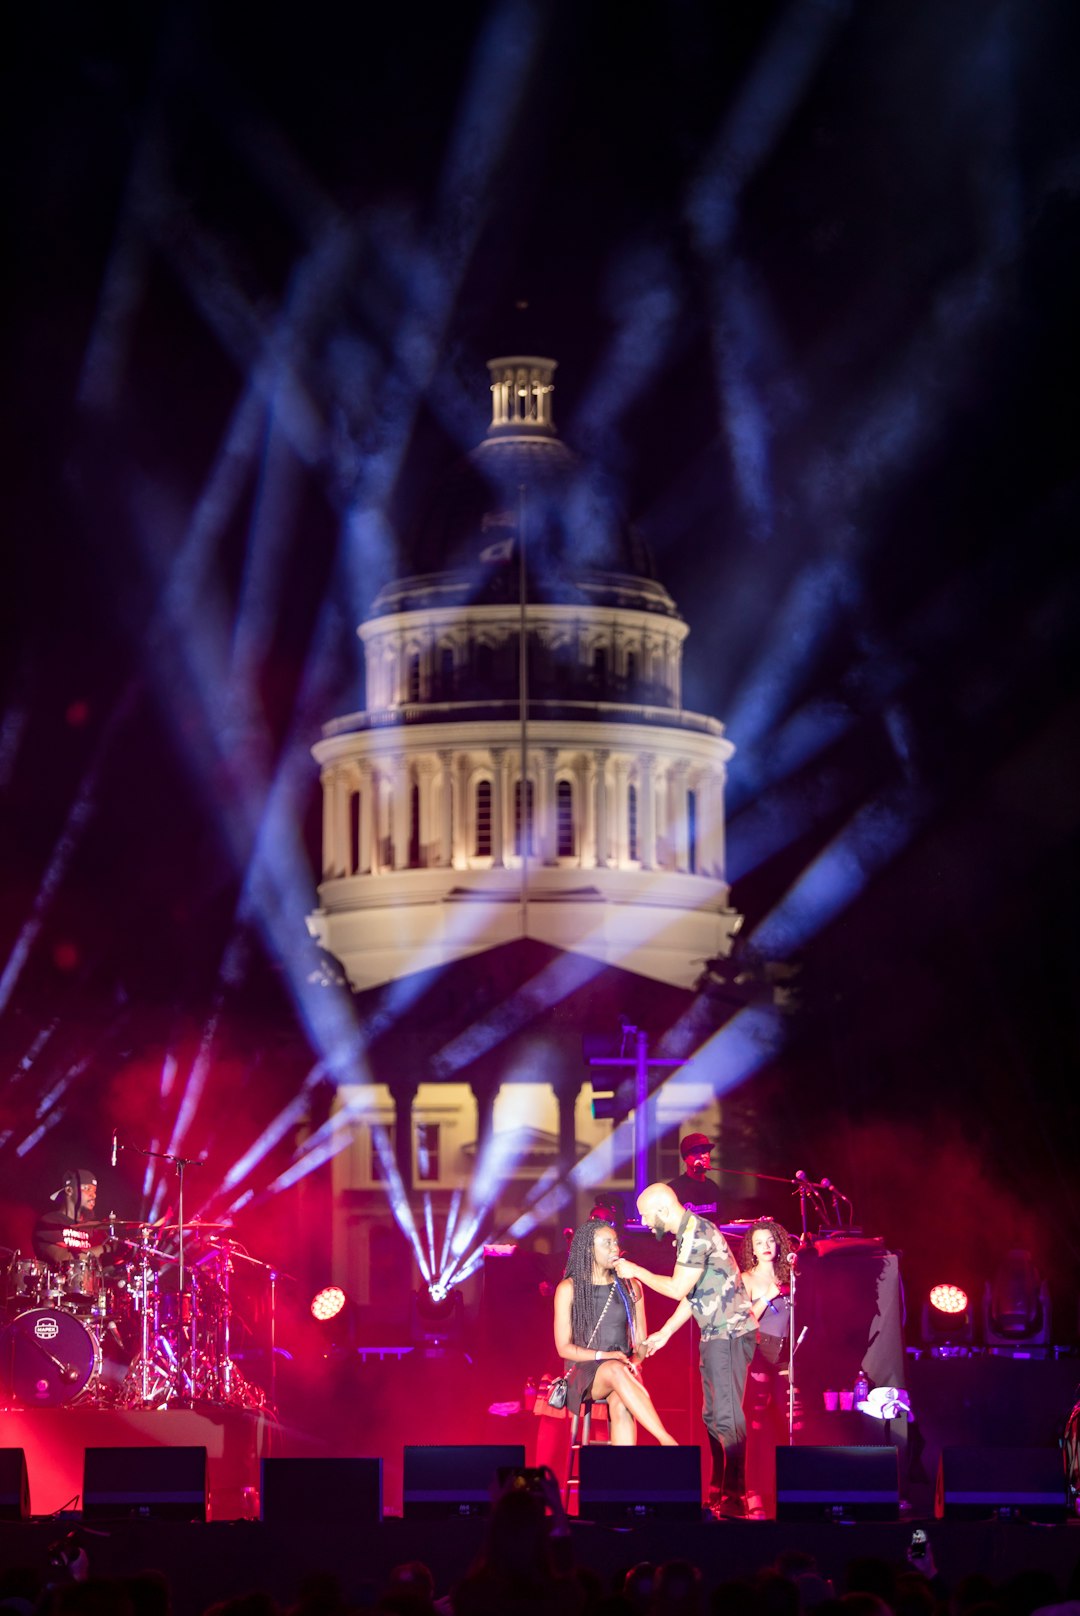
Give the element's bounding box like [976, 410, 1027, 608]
[739, 1217, 795, 1275]
[563, 1220, 616, 1348]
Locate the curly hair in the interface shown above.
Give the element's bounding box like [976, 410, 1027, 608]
[563, 1220, 617, 1347]
[740, 1218, 795, 1275]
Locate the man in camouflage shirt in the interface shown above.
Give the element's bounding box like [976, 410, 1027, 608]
[615, 1182, 757, 1518]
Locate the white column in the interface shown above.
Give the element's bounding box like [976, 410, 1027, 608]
[640, 753, 657, 870]
[594, 750, 609, 868]
[439, 751, 454, 867]
[391, 754, 409, 870]
[613, 759, 630, 865]
[672, 761, 690, 873]
[456, 755, 471, 865]
[708, 765, 727, 879]
[332, 768, 350, 876]
[578, 755, 593, 867]
[492, 748, 507, 869]
[417, 757, 436, 866]
[358, 761, 373, 874]
[540, 748, 557, 864]
[321, 770, 337, 879]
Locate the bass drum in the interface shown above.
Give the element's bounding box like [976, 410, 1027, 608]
[0, 1308, 101, 1406]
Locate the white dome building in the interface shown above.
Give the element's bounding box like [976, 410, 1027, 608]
[307, 356, 742, 992]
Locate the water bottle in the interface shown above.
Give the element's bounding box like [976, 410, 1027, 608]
[854, 1369, 869, 1404]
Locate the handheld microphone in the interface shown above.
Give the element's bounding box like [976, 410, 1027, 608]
[111, 1130, 118, 1168]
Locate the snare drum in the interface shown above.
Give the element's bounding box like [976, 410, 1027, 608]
[0, 1307, 101, 1406]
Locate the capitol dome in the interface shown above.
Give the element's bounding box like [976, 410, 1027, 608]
[307, 355, 740, 991]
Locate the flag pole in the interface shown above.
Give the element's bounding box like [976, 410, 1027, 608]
[518, 483, 528, 937]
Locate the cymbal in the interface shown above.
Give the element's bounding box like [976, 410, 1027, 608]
[77, 1219, 156, 1229]
[150, 1221, 230, 1232]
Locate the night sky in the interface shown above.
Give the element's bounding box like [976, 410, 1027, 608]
[3, 2, 1079, 1318]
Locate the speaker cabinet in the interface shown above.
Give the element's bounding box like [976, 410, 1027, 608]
[259, 1457, 382, 1526]
[776, 1445, 900, 1521]
[578, 1444, 702, 1522]
[403, 1444, 525, 1518]
[0, 1449, 29, 1520]
[82, 1446, 207, 1521]
[935, 1447, 1066, 1522]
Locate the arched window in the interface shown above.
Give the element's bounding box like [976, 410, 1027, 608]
[475, 780, 492, 857]
[556, 779, 574, 857]
[407, 652, 421, 703]
[592, 645, 607, 684]
[626, 651, 637, 692]
[628, 783, 638, 862]
[439, 645, 454, 697]
[687, 789, 697, 874]
[514, 779, 536, 855]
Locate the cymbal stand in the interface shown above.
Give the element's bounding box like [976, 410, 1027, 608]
[210, 1241, 294, 1415]
[135, 1244, 155, 1405]
[127, 1145, 204, 1407]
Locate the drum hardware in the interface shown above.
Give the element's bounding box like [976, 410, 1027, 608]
[2, 1221, 281, 1416]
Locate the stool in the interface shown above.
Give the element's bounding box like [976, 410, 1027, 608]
[564, 1397, 607, 1509]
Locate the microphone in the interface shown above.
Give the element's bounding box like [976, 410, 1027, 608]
[111, 1130, 118, 1168]
[786, 1251, 799, 1265]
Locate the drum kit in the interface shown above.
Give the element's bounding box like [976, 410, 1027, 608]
[0, 1220, 276, 1415]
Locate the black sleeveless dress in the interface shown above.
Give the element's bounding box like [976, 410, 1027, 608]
[564, 1281, 633, 1413]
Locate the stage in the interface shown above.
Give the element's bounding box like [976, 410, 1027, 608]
[0, 1342, 1077, 1615]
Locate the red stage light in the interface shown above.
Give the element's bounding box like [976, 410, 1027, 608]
[310, 1285, 347, 1322]
[929, 1283, 968, 1314]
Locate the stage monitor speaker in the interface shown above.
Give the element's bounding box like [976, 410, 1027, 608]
[935, 1447, 1067, 1522]
[777, 1445, 900, 1521]
[578, 1444, 701, 1522]
[403, 1444, 525, 1519]
[0, 1449, 29, 1520]
[82, 1446, 207, 1521]
[259, 1457, 382, 1526]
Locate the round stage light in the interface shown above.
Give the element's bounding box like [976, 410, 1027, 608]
[929, 1283, 968, 1314]
[310, 1285, 347, 1322]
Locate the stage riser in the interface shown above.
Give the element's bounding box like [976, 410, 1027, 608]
[0, 1408, 267, 1518]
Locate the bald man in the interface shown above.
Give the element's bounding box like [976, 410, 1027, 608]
[615, 1182, 757, 1519]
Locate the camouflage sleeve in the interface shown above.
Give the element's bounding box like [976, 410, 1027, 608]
[674, 1214, 708, 1271]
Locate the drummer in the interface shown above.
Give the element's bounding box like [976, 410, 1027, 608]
[32, 1168, 108, 1264]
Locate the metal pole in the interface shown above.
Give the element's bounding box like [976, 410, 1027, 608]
[634, 1029, 649, 1201]
[518, 485, 528, 937]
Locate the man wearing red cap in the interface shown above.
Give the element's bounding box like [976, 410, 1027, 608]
[666, 1133, 721, 1220]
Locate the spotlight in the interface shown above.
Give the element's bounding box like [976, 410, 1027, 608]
[310, 1285, 347, 1322]
[922, 1282, 973, 1353]
[306, 1284, 354, 1358]
[411, 1285, 464, 1353]
[983, 1250, 1051, 1355]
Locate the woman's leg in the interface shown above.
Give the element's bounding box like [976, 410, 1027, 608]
[606, 1390, 638, 1445]
[593, 1362, 678, 1445]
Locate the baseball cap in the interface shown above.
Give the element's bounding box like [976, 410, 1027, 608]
[679, 1133, 711, 1158]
